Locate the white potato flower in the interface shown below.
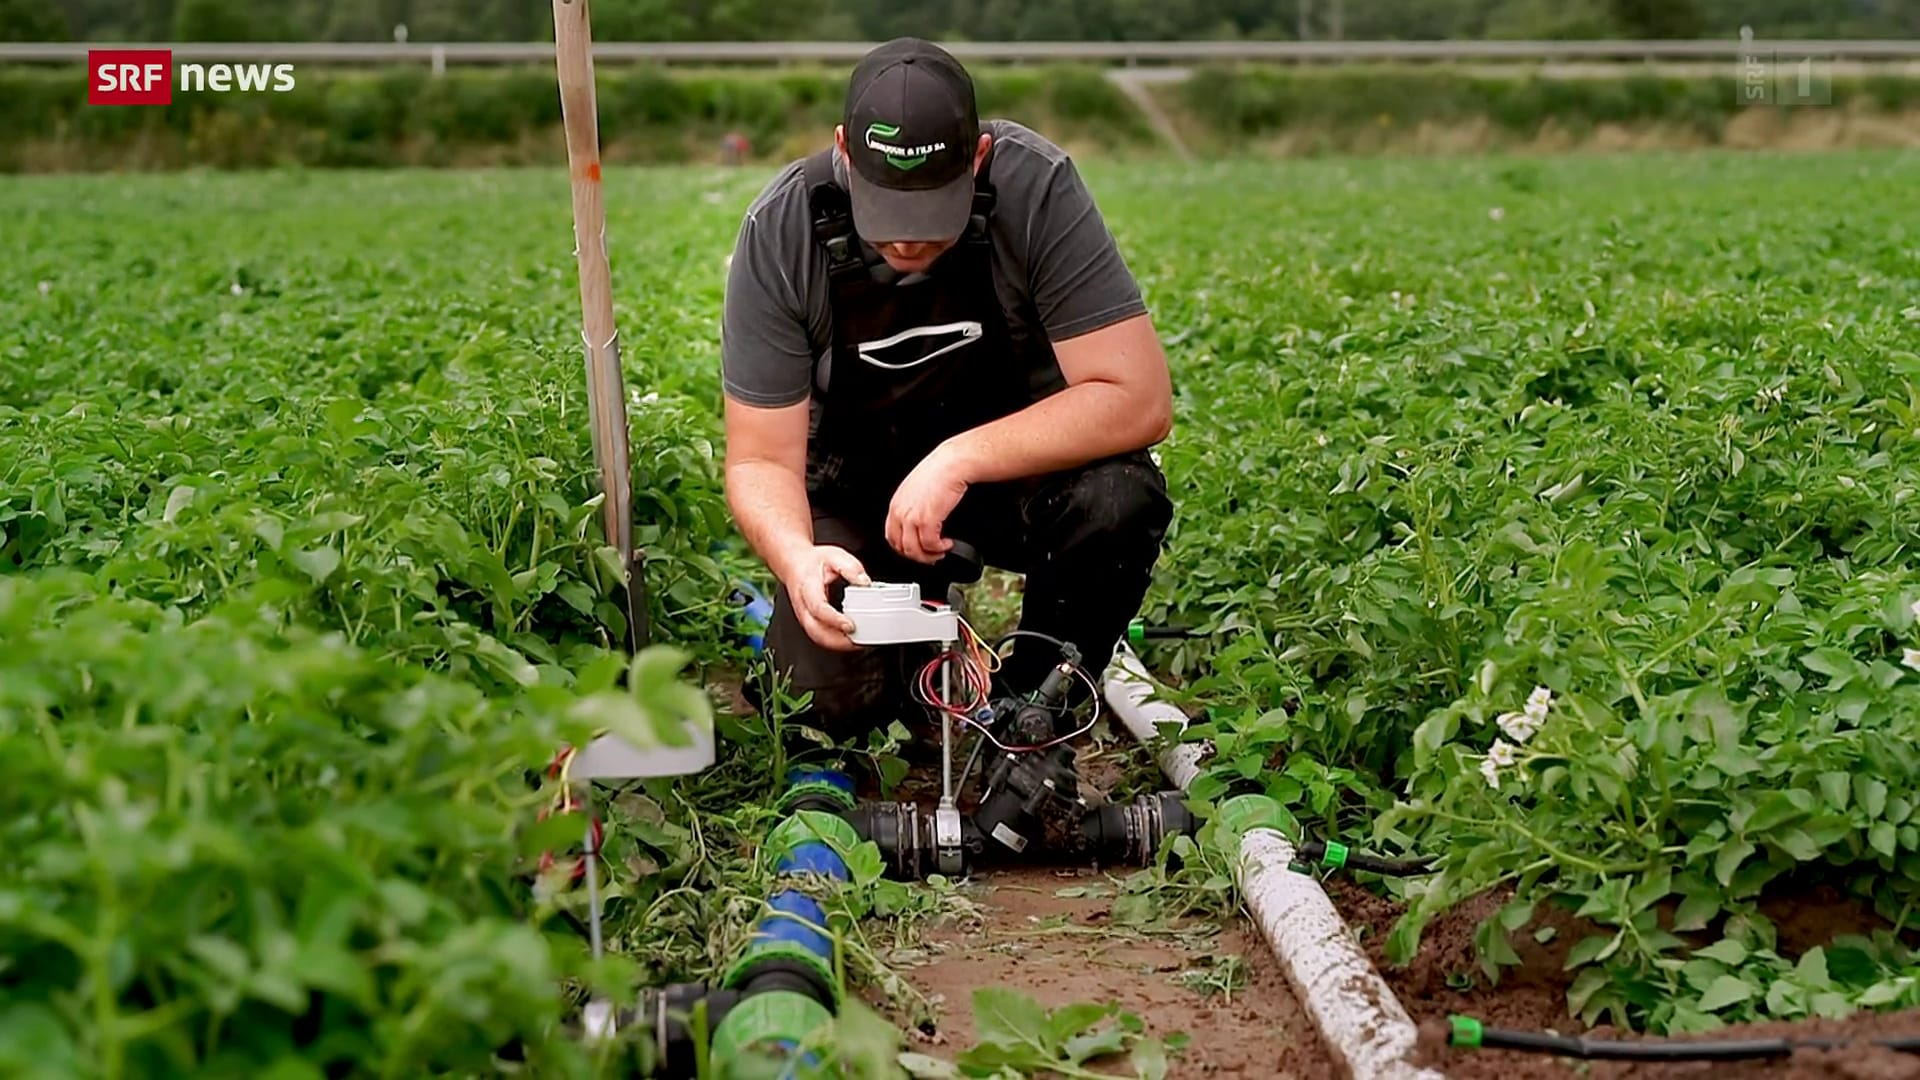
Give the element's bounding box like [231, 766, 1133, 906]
[1488, 739, 1518, 767]
[1497, 710, 1539, 744]
[1480, 738, 1520, 789]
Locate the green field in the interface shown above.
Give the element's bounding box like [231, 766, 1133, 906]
[5, 149, 1920, 1075]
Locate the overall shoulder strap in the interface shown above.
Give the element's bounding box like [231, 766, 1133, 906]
[801, 147, 867, 284]
[963, 140, 997, 248]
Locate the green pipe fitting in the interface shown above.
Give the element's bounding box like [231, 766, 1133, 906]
[1449, 1014, 1484, 1049]
[764, 809, 861, 870]
[709, 989, 835, 1077]
[1215, 793, 1287, 837]
[777, 780, 857, 815]
[720, 939, 839, 1003]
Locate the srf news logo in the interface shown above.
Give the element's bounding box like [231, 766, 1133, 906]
[89, 49, 296, 106]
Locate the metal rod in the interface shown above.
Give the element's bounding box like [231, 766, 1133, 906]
[940, 646, 955, 804]
[584, 817, 605, 961]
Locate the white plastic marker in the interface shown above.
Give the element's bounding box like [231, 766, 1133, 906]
[1102, 641, 1447, 1080]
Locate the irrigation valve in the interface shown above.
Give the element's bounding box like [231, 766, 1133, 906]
[975, 662, 1085, 856]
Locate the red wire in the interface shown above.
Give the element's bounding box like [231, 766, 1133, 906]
[909, 623, 1103, 754]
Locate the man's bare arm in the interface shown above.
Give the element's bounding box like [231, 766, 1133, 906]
[724, 394, 870, 649]
[722, 395, 817, 581]
[937, 312, 1173, 485]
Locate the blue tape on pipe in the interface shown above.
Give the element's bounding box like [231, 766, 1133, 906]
[776, 840, 850, 881]
[753, 890, 834, 962]
[784, 767, 854, 794]
[732, 580, 774, 655]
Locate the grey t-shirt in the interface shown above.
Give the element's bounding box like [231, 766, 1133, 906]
[720, 119, 1146, 408]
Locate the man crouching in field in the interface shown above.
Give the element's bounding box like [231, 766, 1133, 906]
[719, 37, 1175, 755]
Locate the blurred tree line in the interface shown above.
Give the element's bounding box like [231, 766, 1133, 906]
[7, 0, 1917, 42]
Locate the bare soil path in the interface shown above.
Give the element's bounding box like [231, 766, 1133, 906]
[877, 863, 1336, 1078]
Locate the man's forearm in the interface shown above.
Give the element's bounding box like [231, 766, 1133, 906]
[725, 461, 815, 581]
[943, 381, 1170, 485]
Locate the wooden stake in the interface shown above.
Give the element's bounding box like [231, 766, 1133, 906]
[552, 0, 647, 652]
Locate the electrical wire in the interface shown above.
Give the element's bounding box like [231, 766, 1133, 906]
[910, 622, 1105, 756]
[910, 617, 998, 717]
[992, 629, 1080, 661]
[952, 673, 1102, 754]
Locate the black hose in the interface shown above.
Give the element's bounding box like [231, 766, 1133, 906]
[1296, 839, 1435, 877]
[1346, 852, 1438, 876]
[1447, 1016, 1920, 1061]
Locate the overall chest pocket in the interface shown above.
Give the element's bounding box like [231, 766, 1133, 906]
[853, 319, 985, 370]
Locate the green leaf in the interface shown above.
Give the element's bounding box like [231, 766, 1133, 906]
[0, 1004, 79, 1071]
[1697, 975, 1757, 1011]
[1857, 777, 1889, 818]
[1770, 827, 1820, 862]
[1715, 839, 1756, 887]
[897, 1053, 961, 1079]
[1673, 892, 1720, 933]
[1130, 1037, 1169, 1080]
[188, 935, 251, 983]
[1799, 647, 1852, 680]
[1738, 790, 1811, 834]
[1810, 992, 1856, 1019]
[1564, 932, 1620, 969]
[971, 987, 1050, 1052]
[1694, 939, 1748, 966]
[1064, 1025, 1129, 1065]
[1817, 772, 1851, 812]
[1628, 865, 1672, 913]
[1856, 981, 1906, 1007]
[290, 545, 341, 584]
[471, 634, 538, 687]
[1566, 967, 1610, 1016]
[1045, 1002, 1114, 1047]
[1795, 947, 1830, 988]
[1869, 822, 1897, 858]
[1497, 897, 1535, 932]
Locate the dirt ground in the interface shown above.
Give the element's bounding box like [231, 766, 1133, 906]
[1328, 880, 1920, 1080]
[874, 862, 1336, 1078]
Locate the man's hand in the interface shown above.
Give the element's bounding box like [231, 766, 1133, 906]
[785, 544, 872, 651]
[887, 445, 971, 564]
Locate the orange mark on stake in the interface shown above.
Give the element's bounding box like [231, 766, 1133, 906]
[586, 162, 601, 182]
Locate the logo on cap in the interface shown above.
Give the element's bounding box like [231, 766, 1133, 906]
[863, 122, 946, 170]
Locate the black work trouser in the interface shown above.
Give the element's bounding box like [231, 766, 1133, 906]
[750, 449, 1174, 750]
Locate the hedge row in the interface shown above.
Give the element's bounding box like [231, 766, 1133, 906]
[1168, 65, 1920, 144]
[6, 63, 1917, 170]
[0, 64, 1153, 171]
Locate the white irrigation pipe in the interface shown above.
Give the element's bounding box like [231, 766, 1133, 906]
[1101, 641, 1446, 1080]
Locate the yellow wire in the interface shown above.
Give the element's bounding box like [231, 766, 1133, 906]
[958, 615, 1001, 672]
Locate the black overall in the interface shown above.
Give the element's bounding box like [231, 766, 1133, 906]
[800, 145, 1047, 511]
[753, 146, 1174, 753]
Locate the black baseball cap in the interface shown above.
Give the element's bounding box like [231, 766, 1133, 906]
[841, 38, 980, 243]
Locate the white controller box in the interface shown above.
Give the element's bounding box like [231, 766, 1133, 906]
[842, 583, 959, 645]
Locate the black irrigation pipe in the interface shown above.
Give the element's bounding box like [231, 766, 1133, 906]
[1446, 1016, 1920, 1062]
[1295, 838, 1438, 877]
